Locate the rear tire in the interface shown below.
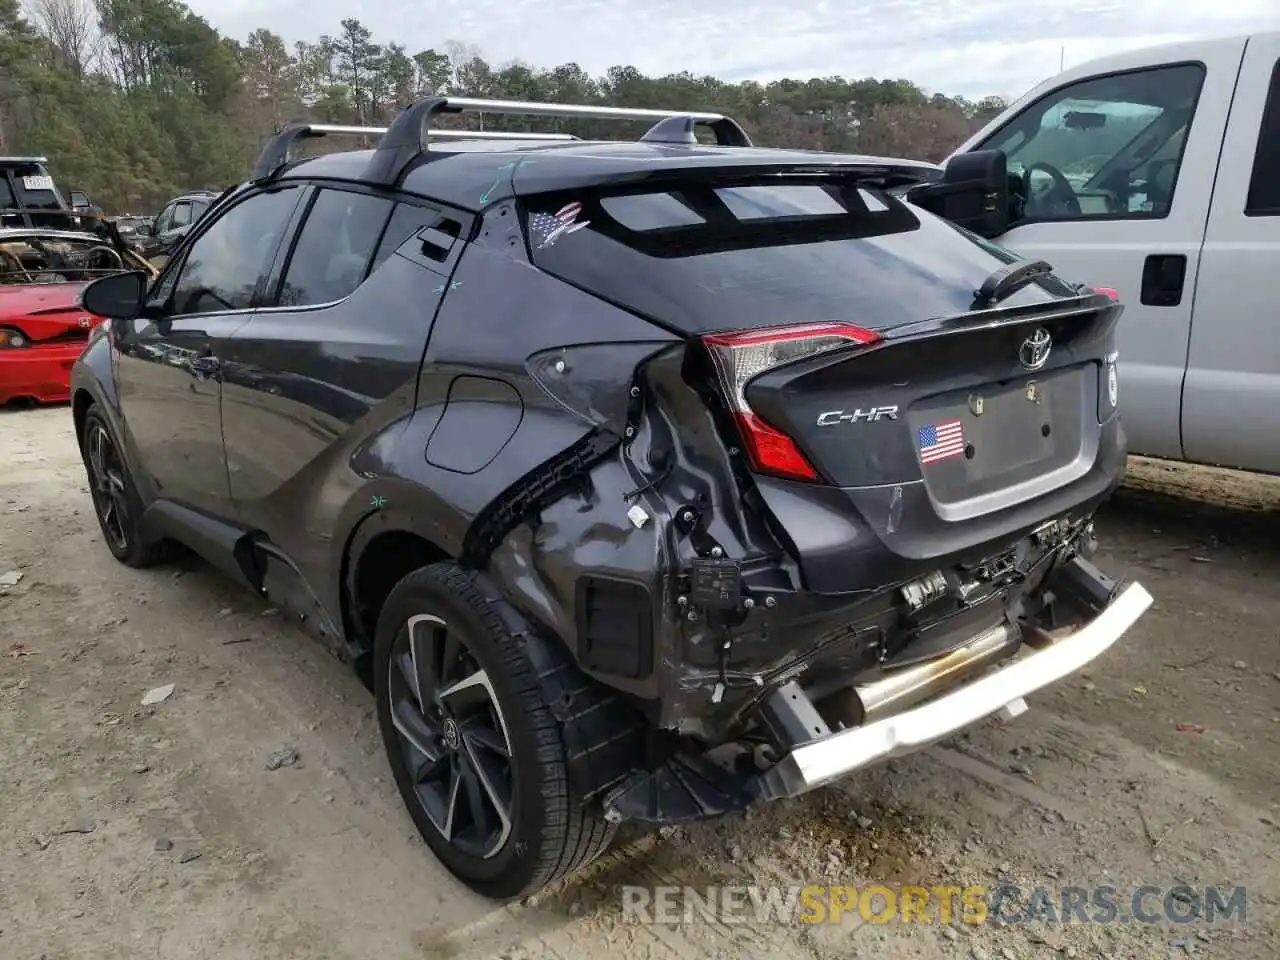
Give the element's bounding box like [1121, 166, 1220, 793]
[79, 404, 181, 568]
[373, 562, 614, 900]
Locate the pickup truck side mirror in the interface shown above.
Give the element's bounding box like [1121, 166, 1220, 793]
[906, 149, 1012, 239]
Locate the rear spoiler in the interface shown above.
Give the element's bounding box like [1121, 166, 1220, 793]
[510, 159, 944, 200]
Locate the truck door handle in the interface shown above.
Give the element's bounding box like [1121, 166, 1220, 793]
[1140, 254, 1186, 307]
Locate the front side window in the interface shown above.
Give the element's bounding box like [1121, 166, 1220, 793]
[982, 64, 1204, 221]
[276, 188, 393, 307]
[166, 187, 301, 316]
[170, 202, 192, 229]
[152, 205, 174, 234]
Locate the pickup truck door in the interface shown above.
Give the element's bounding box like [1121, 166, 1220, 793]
[1181, 36, 1280, 473]
[958, 36, 1248, 462]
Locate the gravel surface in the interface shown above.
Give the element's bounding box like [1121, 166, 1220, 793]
[2, 406, 1278, 959]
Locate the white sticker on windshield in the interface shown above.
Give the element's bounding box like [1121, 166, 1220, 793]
[22, 175, 54, 191]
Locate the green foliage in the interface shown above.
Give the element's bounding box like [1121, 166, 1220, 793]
[7, 2, 1009, 213]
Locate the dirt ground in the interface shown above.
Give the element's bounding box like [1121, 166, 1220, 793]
[2, 405, 1278, 960]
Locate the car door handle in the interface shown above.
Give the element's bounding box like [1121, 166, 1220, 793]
[1140, 254, 1186, 307]
[189, 345, 221, 377]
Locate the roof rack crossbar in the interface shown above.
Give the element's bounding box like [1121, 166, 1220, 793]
[423, 129, 580, 141]
[252, 96, 753, 188]
[362, 95, 753, 186]
[250, 119, 583, 181]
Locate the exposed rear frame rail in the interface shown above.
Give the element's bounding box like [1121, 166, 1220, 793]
[251, 95, 754, 185]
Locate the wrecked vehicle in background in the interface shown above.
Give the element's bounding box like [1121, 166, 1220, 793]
[70, 95, 1152, 900]
[132, 189, 220, 266]
[0, 219, 156, 406]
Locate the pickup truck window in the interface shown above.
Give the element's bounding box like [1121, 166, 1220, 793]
[1246, 58, 1280, 217]
[980, 64, 1204, 223]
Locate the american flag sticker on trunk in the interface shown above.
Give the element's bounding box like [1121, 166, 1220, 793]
[529, 202, 589, 249]
[917, 418, 965, 465]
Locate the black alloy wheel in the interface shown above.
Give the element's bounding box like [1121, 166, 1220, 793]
[79, 404, 180, 568]
[387, 611, 515, 860]
[373, 563, 616, 900]
[85, 417, 130, 555]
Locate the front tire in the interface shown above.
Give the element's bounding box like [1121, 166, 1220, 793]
[79, 403, 179, 567]
[373, 562, 614, 899]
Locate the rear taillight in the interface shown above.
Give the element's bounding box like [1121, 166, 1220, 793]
[700, 322, 882, 482]
[1092, 286, 1120, 302]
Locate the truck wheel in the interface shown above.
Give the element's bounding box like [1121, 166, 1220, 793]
[373, 562, 615, 900]
[79, 404, 181, 568]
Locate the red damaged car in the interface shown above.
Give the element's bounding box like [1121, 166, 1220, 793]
[0, 224, 155, 407]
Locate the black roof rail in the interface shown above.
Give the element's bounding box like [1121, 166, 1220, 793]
[251, 123, 388, 181]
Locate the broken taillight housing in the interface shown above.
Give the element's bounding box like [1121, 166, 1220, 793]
[700, 322, 882, 482]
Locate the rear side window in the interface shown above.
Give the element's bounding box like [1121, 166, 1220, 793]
[370, 201, 443, 272]
[1246, 58, 1280, 216]
[278, 188, 394, 307]
[525, 179, 1076, 334]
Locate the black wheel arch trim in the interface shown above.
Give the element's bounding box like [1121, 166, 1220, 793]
[336, 485, 463, 656]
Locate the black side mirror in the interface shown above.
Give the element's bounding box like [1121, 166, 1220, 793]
[81, 270, 149, 320]
[906, 149, 1011, 239]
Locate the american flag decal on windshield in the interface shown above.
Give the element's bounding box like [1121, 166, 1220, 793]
[530, 202, 589, 249]
[917, 418, 965, 465]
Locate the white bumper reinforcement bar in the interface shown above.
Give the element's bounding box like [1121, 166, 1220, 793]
[760, 581, 1154, 799]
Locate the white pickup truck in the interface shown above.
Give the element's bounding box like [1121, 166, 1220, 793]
[909, 30, 1280, 475]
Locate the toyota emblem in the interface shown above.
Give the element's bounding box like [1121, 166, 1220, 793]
[1019, 328, 1052, 371]
[77, 316, 93, 329]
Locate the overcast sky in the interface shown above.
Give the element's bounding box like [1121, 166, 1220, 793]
[185, 0, 1278, 99]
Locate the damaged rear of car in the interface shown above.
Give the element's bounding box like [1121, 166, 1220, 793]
[67, 97, 1151, 902]
[486, 163, 1151, 819]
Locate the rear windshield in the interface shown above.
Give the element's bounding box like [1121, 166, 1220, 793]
[8, 163, 63, 210]
[524, 178, 1075, 334]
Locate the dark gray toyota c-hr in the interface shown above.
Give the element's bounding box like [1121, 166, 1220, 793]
[70, 95, 1151, 900]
